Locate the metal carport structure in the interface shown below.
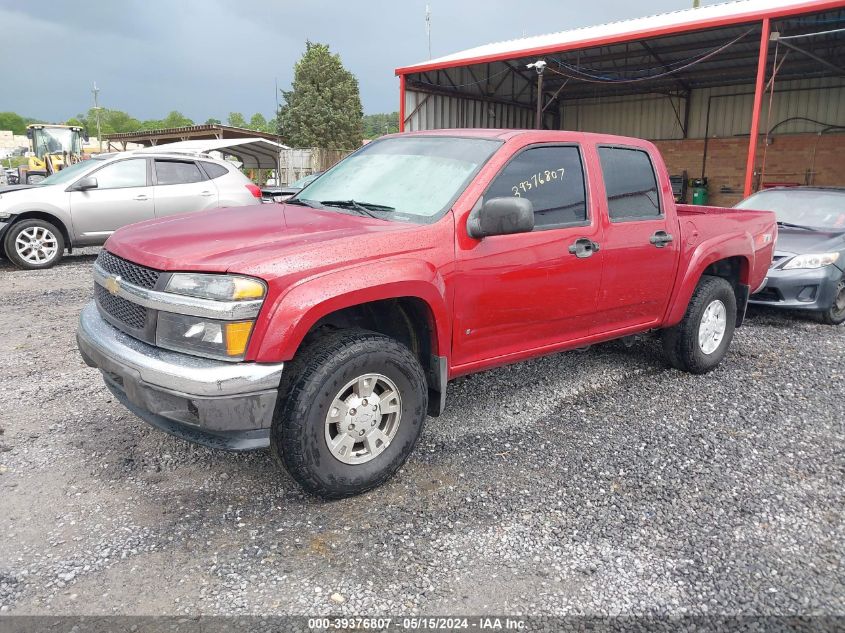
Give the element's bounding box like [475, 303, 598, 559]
[134, 138, 289, 170]
[395, 0, 845, 199]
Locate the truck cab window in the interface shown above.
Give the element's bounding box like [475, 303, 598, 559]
[598, 147, 661, 220]
[485, 145, 587, 229]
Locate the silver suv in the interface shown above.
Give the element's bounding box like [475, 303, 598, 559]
[0, 151, 262, 269]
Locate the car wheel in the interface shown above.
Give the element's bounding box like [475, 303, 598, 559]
[662, 275, 737, 374]
[820, 279, 845, 325]
[3, 219, 65, 270]
[271, 328, 428, 499]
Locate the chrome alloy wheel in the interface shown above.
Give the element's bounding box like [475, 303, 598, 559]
[698, 299, 727, 355]
[325, 373, 402, 465]
[15, 226, 59, 264]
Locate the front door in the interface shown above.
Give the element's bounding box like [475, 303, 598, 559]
[591, 145, 679, 333]
[69, 158, 154, 244]
[453, 144, 604, 369]
[153, 159, 218, 217]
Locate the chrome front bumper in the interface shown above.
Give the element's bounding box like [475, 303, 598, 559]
[76, 301, 284, 451]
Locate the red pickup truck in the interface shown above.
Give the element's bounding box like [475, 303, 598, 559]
[77, 130, 776, 498]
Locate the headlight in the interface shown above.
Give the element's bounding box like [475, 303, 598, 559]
[156, 312, 254, 360]
[165, 273, 266, 301]
[782, 252, 840, 270]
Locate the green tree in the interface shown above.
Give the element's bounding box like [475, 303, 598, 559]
[160, 111, 194, 128]
[227, 112, 248, 128]
[362, 112, 399, 139]
[276, 41, 363, 149]
[0, 112, 27, 135]
[64, 116, 87, 131]
[205, 117, 222, 125]
[249, 113, 269, 133]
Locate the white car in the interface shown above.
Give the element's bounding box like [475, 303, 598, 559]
[0, 150, 263, 269]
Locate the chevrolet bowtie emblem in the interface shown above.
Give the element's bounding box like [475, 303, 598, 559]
[104, 275, 121, 295]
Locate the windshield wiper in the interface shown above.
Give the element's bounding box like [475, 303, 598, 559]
[286, 198, 321, 208]
[777, 221, 816, 231]
[320, 199, 395, 218]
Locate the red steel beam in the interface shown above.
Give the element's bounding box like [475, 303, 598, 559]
[399, 74, 406, 132]
[744, 18, 771, 197]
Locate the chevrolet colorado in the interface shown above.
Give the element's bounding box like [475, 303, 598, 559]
[77, 130, 776, 498]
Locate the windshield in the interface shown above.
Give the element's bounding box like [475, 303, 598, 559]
[32, 128, 83, 157]
[296, 136, 502, 222]
[39, 156, 107, 186]
[291, 172, 320, 188]
[736, 189, 845, 230]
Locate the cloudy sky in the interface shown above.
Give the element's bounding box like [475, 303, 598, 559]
[0, 0, 717, 122]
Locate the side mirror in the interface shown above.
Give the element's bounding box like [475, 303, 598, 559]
[74, 176, 98, 191]
[26, 129, 33, 140]
[467, 197, 534, 239]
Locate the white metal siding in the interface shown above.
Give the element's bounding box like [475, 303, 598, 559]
[559, 77, 845, 139]
[406, 78, 845, 139]
[404, 89, 535, 132]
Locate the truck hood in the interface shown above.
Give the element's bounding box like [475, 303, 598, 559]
[105, 203, 430, 280]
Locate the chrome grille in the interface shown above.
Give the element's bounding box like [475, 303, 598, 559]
[96, 250, 161, 290]
[95, 284, 147, 330]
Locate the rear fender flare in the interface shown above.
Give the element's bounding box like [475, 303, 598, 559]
[664, 232, 753, 327]
[250, 258, 450, 363]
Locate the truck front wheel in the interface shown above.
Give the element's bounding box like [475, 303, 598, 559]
[661, 275, 737, 374]
[271, 329, 428, 499]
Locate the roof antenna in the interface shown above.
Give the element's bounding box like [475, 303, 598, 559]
[425, 4, 432, 59]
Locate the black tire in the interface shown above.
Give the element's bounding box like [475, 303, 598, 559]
[819, 279, 845, 325]
[661, 275, 737, 374]
[271, 328, 428, 499]
[3, 218, 65, 270]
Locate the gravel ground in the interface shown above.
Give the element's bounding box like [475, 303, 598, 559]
[0, 249, 842, 617]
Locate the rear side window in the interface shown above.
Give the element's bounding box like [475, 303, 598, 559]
[598, 147, 661, 220]
[155, 160, 205, 185]
[200, 162, 229, 179]
[485, 145, 587, 229]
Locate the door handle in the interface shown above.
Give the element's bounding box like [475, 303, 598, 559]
[568, 237, 600, 258]
[649, 230, 674, 247]
[133, 195, 148, 201]
[200, 190, 214, 197]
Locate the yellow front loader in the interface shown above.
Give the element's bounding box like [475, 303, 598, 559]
[19, 124, 87, 184]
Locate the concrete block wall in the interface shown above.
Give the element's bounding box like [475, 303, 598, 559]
[0, 130, 29, 151]
[653, 132, 845, 207]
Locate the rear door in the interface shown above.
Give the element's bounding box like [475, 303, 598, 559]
[68, 157, 154, 244]
[452, 143, 604, 368]
[591, 145, 679, 333]
[152, 159, 218, 217]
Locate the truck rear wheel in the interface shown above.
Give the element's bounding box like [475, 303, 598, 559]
[271, 328, 428, 499]
[661, 275, 736, 374]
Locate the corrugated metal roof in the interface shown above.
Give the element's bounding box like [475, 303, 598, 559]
[396, 0, 845, 74]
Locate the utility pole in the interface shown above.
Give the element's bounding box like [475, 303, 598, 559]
[527, 60, 547, 130]
[425, 5, 432, 59]
[92, 82, 103, 153]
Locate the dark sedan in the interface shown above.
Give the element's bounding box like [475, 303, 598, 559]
[736, 187, 845, 325]
[260, 171, 323, 203]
